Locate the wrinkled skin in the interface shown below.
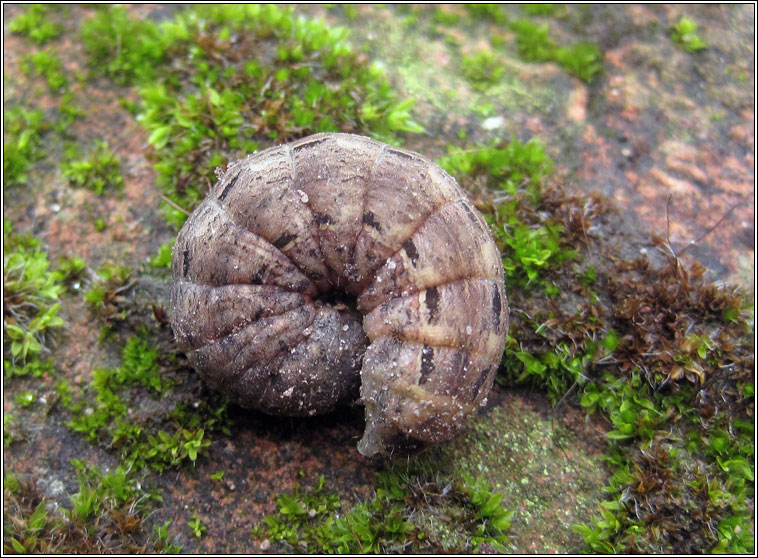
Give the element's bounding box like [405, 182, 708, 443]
[169, 133, 509, 457]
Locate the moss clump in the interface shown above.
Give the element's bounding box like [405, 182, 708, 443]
[3, 464, 177, 554]
[77, 4, 424, 228]
[510, 18, 603, 83]
[81, 262, 133, 333]
[149, 242, 174, 269]
[439, 138, 580, 295]
[671, 16, 708, 52]
[3, 223, 66, 365]
[568, 255, 754, 553]
[461, 50, 505, 90]
[522, 4, 560, 17]
[8, 4, 63, 45]
[465, 4, 509, 25]
[253, 463, 513, 554]
[80, 5, 170, 85]
[56, 334, 231, 473]
[20, 49, 69, 93]
[440, 116, 753, 553]
[3, 106, 49, 187]
[61, 140, 124, 196]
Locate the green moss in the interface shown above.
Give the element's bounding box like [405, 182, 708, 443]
[55, 256, 87, 288]
[253, 465, 513, 553]
[509, 18, 603, 83]
[3, 106, 48, 187]
[81, 262, 133, 333]
[503, 335, 588, 404]
[153, 519, 181, 552]
[80, 5, 170, 85]
[432, 7, 461, 26]
[671, 16, 708, 52]
[504, 247, 754, 552]
[8, 4, 63, 45]
[511, 18, 555, 62]
[54, 93, 87, 136]
[438, 138, 574, 293]
[57, 335, 229, 474]
[500, 220, 578, 291]
[522, 4, 559, 17]
[4, 415, 17, 447]
[149, 241, 174, 268]
[68, 458, 147, 520]
[3, 483, 56, 553]
[574, 364, 753, 552]
[188, 514, 207, 538]
[553, 42, 603, 84]
[439, 137, 553, 196]
[437, 104, 753, 552]
[93, 218, 106, 232]
[2, 233, 83, 386]
[340, 5, 359, 21]
[3, 223, 66, 365]
[3, 459, 175, 553]
[461, 50, 505, 90]
[465, 4, 509, 25]
[3, 358, 55, 380]
[21, 49, 69, 93]
[60, 140, 124, 196]
[14, 391, 35, 408]
[124, 4, 424, 227]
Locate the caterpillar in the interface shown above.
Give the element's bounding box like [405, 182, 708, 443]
[169, 133, 509, 457]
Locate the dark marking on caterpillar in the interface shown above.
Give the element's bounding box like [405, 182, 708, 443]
[419, 344, 435, 384]
[386, 148, 416, 161]
[461, 202, 480, 226]
[315, 212, 333, 225]
[274, 233, 296, 249]
[492, 286, 502, 329]
[402, 238, 419, 266]
[471, 366, 490, 400]
[295, 279, 311, 292]
[217, 173, 240, 201]
[362, 211, 382, 231]
[306, 270, 325, 282]
[425, 286, 440, 321]
[182, 247, 191, 277]
[293, 136, 329, 151]
[252, 268, 266, 284]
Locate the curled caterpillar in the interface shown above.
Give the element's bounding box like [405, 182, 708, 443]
[169, 133, 509, 457]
